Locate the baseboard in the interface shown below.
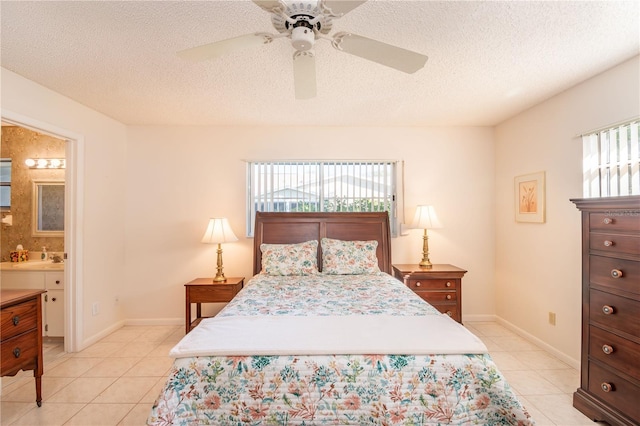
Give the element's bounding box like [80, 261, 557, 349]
[79, 319, 125, 351]
[494, 317, 580, 370]
[124, 318, 183, 326]
[463, 314, 498, 322]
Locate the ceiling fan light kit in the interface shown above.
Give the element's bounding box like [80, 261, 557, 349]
[178, 0, 428, 99]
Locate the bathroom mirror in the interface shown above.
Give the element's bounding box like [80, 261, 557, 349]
[32, 180, 64, 236]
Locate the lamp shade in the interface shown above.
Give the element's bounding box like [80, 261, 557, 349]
[201, 218, 238, 244]
[410, 205, 443, 229]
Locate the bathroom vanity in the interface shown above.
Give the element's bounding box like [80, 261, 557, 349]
[0, 262, 64, 337]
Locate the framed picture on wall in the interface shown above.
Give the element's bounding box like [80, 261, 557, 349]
[514, 171, 545, 223]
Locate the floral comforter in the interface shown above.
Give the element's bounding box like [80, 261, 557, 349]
[148, 273, 533, 425]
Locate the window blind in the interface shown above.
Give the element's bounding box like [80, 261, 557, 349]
[582, 120, 639, 197]
[247, 161, 397, 237]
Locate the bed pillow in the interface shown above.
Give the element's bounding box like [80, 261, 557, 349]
[260, 240, 319, 276]
[321, 238, 380, 275]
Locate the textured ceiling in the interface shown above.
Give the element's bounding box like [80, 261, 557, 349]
[1, 1, 638, 127]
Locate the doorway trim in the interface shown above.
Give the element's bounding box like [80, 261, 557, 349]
[1, 109, 84, 353]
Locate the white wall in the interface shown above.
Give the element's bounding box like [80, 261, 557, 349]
[123, 126, 497, 322]
[494, 55, 640, 363]
[1, 68, 128, 348]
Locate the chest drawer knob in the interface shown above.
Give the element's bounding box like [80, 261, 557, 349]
[603, 240, 614, 247]
[415, 282, 421, 287]
[13, 347, 21, 358]
[610, 269, 622, 278]
[602, 344, 614, 355]
[446, 281, 452, 287]
[12, 315, 20, 326]
[446, 294, 452, 300]
[602, 305, 614, 315]
[603, 217, 614, 225]
[600, 382, 614, 393]
[445, 311, 453, 317]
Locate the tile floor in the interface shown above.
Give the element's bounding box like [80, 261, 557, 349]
[0, 321, 605, 425]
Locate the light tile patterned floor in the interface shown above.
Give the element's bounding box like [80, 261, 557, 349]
[0, 322, 605, 425]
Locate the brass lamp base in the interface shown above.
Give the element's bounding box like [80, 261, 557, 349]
[418, 228, 433, 268]
[212, 243, 227, 282]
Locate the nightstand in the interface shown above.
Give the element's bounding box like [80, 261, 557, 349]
[184, 277, 244, 334]
[392, 264, 467, 323]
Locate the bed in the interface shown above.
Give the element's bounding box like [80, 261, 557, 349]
[148, 212, 533, 425]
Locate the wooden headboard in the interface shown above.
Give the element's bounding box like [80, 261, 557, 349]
[253, 212, 392, 275]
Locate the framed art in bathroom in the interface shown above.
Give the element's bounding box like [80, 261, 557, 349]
[514, 171, 545, 223]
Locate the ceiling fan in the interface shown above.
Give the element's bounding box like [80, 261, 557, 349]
[178, 0, 428, 99]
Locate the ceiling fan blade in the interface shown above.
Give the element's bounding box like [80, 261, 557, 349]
[321, 1, 367, 16]
[252, 0, 283, 12]
[293, 51, 317, 100]
[332, 32, 427, 74]
[178, 33, 272, 62]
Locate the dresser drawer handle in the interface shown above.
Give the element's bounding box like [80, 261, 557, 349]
[446, 281, 452, 287]
[12, 315, 20, 326]
[415, 282, 421, 287]
[446, 294, 452, 300]
[603, 217, 614, 225]
[602, 344, 614, 355]
[600, 382, 613, 393]
[13, 348, 21, 358]
[603, 240, 614, 247]
[602, 305, 614, 315]
[445, 311, 453, 317]
[610, 269, 622, 279]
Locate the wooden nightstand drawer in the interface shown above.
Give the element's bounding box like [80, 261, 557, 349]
[392, 264, 466, 324]
[188, 284, 242, 303]
[1, 298, 38, 340]
[406, 278, 457, 291]
[185, 277, 244, 334]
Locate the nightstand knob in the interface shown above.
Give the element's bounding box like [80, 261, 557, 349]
[415, 282, 421, 287]
[445, 281, 452, 287]
[13, 348, 21, 358]
[603, 217, 614, 225]
[603, 240, 614, 247]
[446, 311, 453, 317]
[610, 269, 622, 278]
[602, 305, 614, 315]
[446, 294, 452, 300]
[12, 315, 20, 326]
[600, 382, 613, 393]
[602, 344, 614, 355]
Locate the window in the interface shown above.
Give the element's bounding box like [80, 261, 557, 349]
[0, 159, 11, 210]
[247, 161, 398, 237]
[582, 120, 639, 197]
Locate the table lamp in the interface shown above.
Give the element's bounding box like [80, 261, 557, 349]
[410, 205, 443, 268]
[201, 217, 238, 282]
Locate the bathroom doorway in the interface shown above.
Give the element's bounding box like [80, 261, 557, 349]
[0, 113, 81, 353]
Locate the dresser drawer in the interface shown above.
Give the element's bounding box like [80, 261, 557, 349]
[590, 256, 640, 295]
[590, 212, 640, 233]
[588, 362, 640, 422]
[590, 233, 640, 257]
[406, 278, 458, 291]
[590, 325, 640, 381]
[0, 330, 39, 375]
[415, 291, 457, 303]
[590, 289, 640, 336]
[0, 299, 38, 340]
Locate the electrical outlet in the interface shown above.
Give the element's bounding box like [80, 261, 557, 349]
[548, 312, 556, 326]
[92, 302, 99, 316]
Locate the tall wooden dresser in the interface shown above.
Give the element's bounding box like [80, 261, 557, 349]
[571, 196, 640, 425]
